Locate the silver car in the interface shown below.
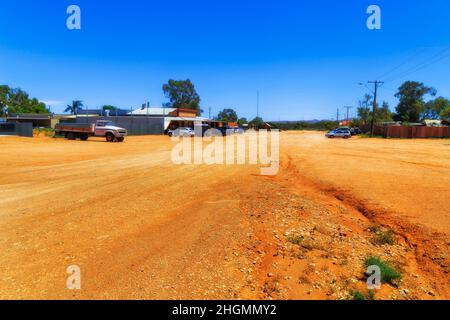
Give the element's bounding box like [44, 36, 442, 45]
[326, 128, 351, 139]
[168, 127, 195, 137]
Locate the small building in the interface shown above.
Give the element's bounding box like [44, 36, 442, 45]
[128, 107, 227, 132]
[128, 107, 199, 118]
[75, 107, 130, 117]
[7, 113, 55, 128]
[169, 108, 199, 118]
[7, 107, 236, 135]
[262, 122, 273, 130]
[129, 107, 177, 117]
[423, 119, 443, 127]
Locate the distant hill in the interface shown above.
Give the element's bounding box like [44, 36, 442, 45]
[268, 120, 339, 131]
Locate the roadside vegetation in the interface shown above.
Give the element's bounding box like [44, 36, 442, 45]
[369, 226, 396, 245]
[34, 128, 55, 137]
[269, 120, 339, 131]
[286, 234, 304, 245]
[352, 81, 450, 129]
[351, 289, 375, 301]
[365, 256, 402, 285]
[286, 233, 315, 251]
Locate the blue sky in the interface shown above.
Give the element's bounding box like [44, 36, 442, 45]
[1, 0, 450, 120]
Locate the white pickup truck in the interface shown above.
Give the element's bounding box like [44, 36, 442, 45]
[55, 120, 128, 142]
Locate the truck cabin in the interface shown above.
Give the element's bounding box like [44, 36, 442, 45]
[96, 120, 114, 127]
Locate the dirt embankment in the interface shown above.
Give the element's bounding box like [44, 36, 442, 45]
[0, 133, 448, 300]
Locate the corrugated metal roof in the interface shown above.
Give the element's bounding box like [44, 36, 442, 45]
[129, 107, 176, 116]
[8, 113, 52, 119]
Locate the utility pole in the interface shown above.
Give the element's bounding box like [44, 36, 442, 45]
[208, 107, 211, 120]
[344, 106, 353, 123]
[337, 108, 340, 122]
[368, 81, 384, 137]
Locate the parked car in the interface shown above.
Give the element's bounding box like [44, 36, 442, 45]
[195, 124, 210, 137]
[350, 127, 362, 136]
[325, 128, 351, 139]
[212, 126, 236, 136]
[168, 127, 195, 137]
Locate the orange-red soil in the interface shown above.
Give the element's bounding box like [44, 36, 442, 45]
[0, 132, 448, 300]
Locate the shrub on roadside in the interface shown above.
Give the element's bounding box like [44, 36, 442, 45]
[34, 127, 55, 137]
[350, 289, 376, 301]
[287, 234, 304, 245]
[365, 256, 401, 285]
[352, 290, 366, 300]
[370, 226, 396, 245]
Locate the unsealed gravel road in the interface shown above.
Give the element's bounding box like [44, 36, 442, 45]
[0, 132, 448, 299]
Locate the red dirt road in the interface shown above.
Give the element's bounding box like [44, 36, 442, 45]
[0, 132, 448, 300]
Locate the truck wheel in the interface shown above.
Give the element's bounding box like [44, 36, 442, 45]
[106, 133, 115, 142]
[67, 132, 76, 140]
[116, 137, 125, 143]
[80, 135, 89, 141]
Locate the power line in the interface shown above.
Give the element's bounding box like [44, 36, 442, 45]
[377, 47, 427, 80]
[383, 46, 450, 83]
[379, 85, 397, 92]
[359, 82, 375, 95]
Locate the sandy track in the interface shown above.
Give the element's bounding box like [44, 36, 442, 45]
[0, 133, 448, 300]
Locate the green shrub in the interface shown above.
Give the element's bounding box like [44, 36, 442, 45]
[287, 234, 304, 245]
[365, 257, 401, 285]
[352, 290, 366, 300]
[372, 228, 396, 245]
[350, 290, 375, 301]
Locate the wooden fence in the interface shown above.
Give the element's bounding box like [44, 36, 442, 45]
[361, 125, 450, 139]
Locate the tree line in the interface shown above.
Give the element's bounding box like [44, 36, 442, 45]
[354, 81, 450, 126]
[0, 85, 48, 116]
[4, 79, 447, 127]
